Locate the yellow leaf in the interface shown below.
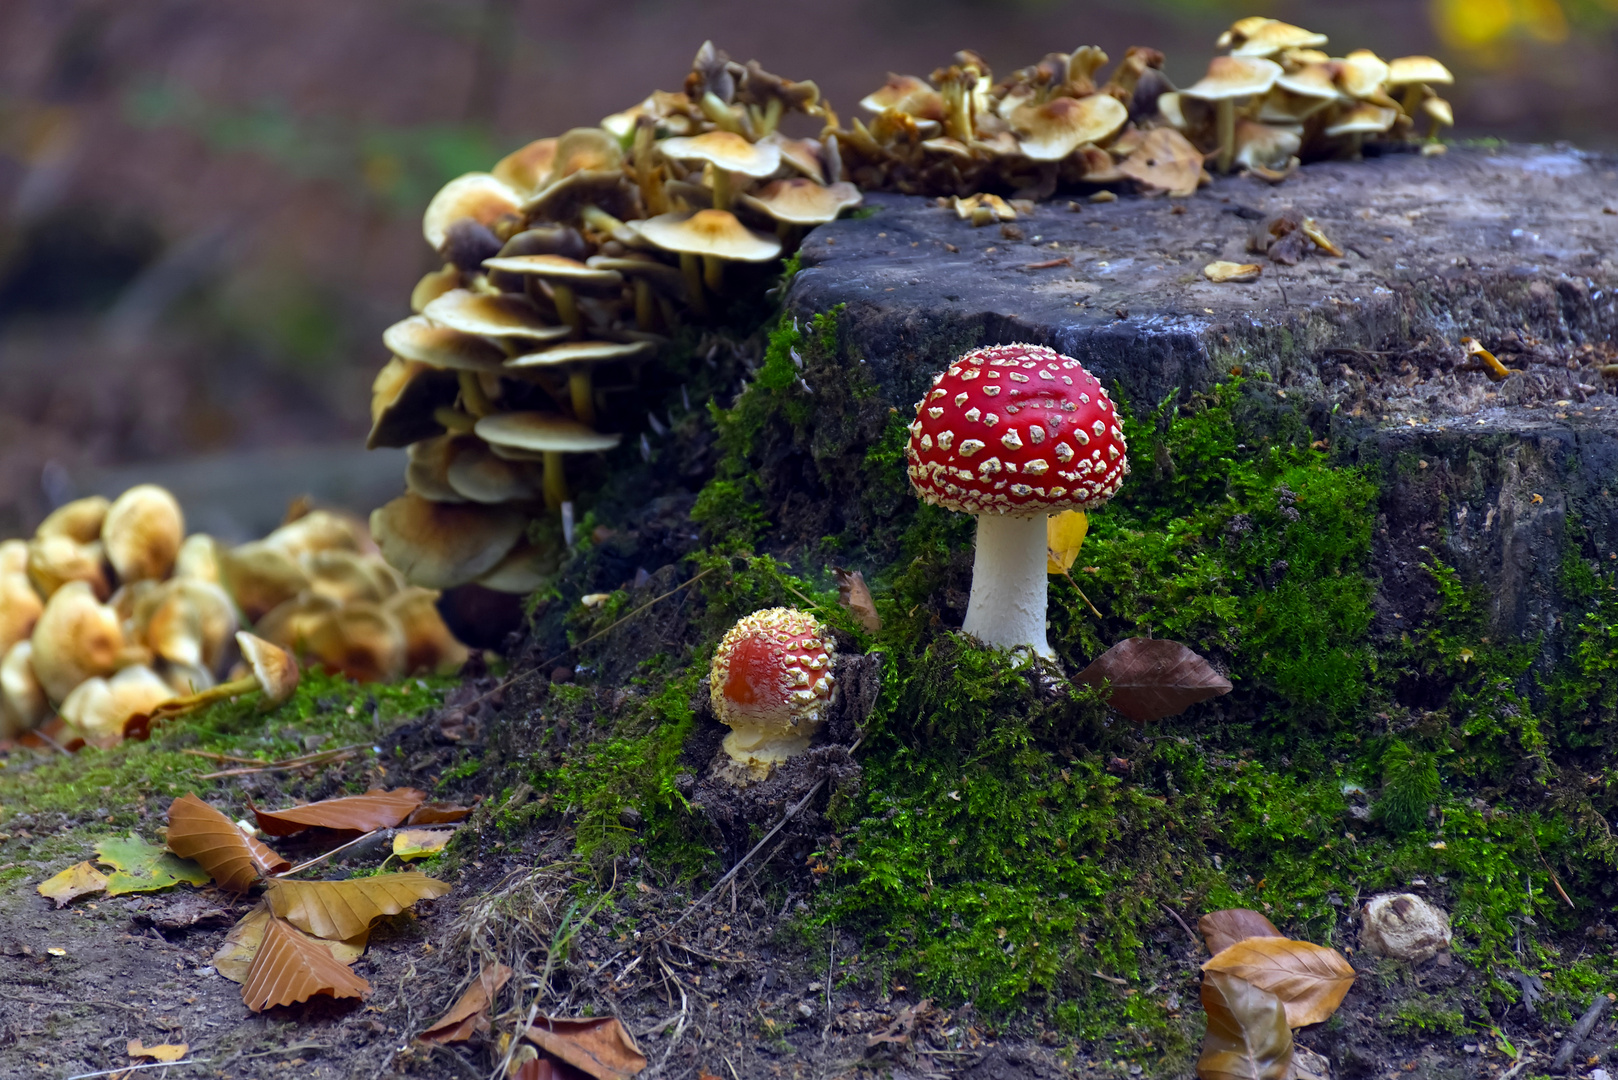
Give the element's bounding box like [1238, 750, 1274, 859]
[37, 862, 108, 908]
[1046, 510, 1088, 574]
[393, 828, 454, 860]
[265, 871, 450, 941]
[128, 1039, 189, 1062]
[213, 903, 367, 984]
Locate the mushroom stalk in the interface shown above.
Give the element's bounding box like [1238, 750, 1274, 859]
[633, 278, 655, 331]
[703, 255, 725, 293]
[960, 512, 1054, 657]
[458, 371, 493, 418]
[679, 252, 708, 316]
[148, 674, 261, 719]
[567, 368, 596, 426]
[551, 282, 581, 337]
[1215, 99, 1236, 174]
[541, 450, 568, 510]
[711, 169, 733, 210]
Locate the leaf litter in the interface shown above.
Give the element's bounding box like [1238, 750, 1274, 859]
[251, 786, 427, 836]
[418, 962, 512, 1044]
[1077, 637, 1233, 722]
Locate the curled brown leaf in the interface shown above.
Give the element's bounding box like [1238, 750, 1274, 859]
[1076, 637, 1232, 722]
[1203, 937, 1356, 1029]
[832, 567, 881, 633]
[241, 912, 370, 1012]
[165, 793, 289, 892]
[1199, 908, 1284, 957]
[252, 787, 426, 836]
[523, 1016, 648, 1080]
[1197, 969, 1293, 1080]
[420, 963, 513, 1044]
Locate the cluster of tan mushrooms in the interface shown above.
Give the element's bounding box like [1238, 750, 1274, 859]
[0, 486, 465, 750]
[837, 18, 1454, 202]
[368, 41, 859, 590]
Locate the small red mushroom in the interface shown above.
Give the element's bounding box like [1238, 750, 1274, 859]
[710, 607, 835, 780]
[906, 342, 1128, 656]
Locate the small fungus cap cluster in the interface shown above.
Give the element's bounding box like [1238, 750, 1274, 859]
[906, 343, 1129, 518]
[710, 606, 835, 755]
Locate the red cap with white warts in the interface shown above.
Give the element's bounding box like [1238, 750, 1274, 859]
[710, 607, 835, 742]
[905, 343, 1129, 515]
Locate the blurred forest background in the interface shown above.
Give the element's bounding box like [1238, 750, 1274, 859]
[1, 0, 1614, 540]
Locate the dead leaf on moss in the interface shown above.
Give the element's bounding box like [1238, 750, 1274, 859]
[241, 912, 370, 1011]
[1200, 908, 1285, 957]
[394, 828, 454, 860]
[95, 835, 209, 896]
[406, 801, 474, 826]
[1204, 260, 1263, 283]
[252, 787, 426, 836]
[523, 1016, 648, 1080]
[127, 1039, 188, 1062]
[1076, 637, 1232, 722]
[1046, 510, 1089, 574]
[213, 903, 368, 983]
[1197, 969, 1293, 1080]
[1203, 937, 1355, 1028]
[166, 793, 289, 891]
[37, 862, 108, 907]
[419, 962, 512, 1043]
[265, 872, 450, 941]
[832, 567, 881, 633]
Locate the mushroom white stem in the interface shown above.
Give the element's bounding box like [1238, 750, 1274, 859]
[1215, 99, 1236, 174]
[961, 512, 1053, 658]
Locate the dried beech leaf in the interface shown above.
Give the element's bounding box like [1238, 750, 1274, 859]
[394, 828, 454, 860]
[1200, 909, 1285, 957]
[166, 793, 289, 891]
[265, 872, 451, 941]
[406, 801, 474, 826]
[241, 912, 370, 1012]
[1076, 637, 1233, 722]
[214, 903, 367, 984]
[127, 1039, 188, 1062]
[1046, 510, 1088, 574]
[1203, 938, 1356, 1028]
[1204, 260, 1263, 283]
[832, 567, 881, 633]
[420, 962, 513, 1043]
[524, 1016, 649, 1080]
[252, 787, 427, 836]
[95, 835, 209, 895]
[38, 861, 108, 907]
[1198, 969, 1293, 1080]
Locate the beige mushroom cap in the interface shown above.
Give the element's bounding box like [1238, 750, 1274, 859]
[474, 412, 624, 454]
[475, 541, 557, 595]
[1011, 94, 1129, 161]
[405, 435, 466, 504]
[303, 603, 406, 684]
[1234, 120, 1303, 170]
[741, 179, 862, 225]
[860, 74, 945, 120]
[422, 289, 571, 342]
[760, 132, 826, 184]
[367, 357, 458, 450]
[254, 592, 340, 655]
[236, 631, 301, 704]
[0, 640, 47, 738]
[265, 509, 369, 560]
[0, 570, 43, 657]
[543, 127, 624, 184]
[174, 533, 222, 583]
[1231, 20, 1329, 58]
[491, 137, 559, 194]
[445, 440, 540, 504]
[1217, 16, 1280, 49]
[1325, 102, 1399, 136]
[639, 210, 783, 262]
[1424, 96, 1455, 128]
[370, 493, 526, 590]
[60, 664, 176, 749]
[1182, 56, 1283, 101]
[26, 535, 109, 601]
[1337, 50, 1391, 99]
[301, 549, 392, 606]
[218, 540, 310, 623]
[31, 580, 124, 703]
[102, 484, 184, 584]
[422, 173, 523, 251]
[0, 539, 26, 577]
[1275, 64, 1342, 101]
[659, 131, 782, 178]
[384, 587, 470, 675]
[383, 316, 507, 373]
[35, 496, 110, 544]
[480, 254, 624, 285]
[504, 339, 654, 371]
[1386, 56, 1454, 87]
[137, 578, 239, 673]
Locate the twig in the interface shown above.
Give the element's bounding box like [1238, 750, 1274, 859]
[65, 1063, 201, 1080]
[1498, 1055, 1534, 1080]
[276, 829, 380, 877]
[1057, 570, 1104, 619]
[1158, 900, 1201, 954]
[30, 726, 72, 756]
[1531, 837, 1576, 909]
[181, 749, 265, 765]
[1551, 994, 1610, 1072]
[198, 743, 369, 779]
[1091, 970, 1129, 986]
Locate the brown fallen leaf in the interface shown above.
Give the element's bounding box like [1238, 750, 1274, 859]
[511, 1055, 553, 1080]
[127, 1039, 188, 1062]
[241, 912, 370, 1012]
[419, 962, 513, 1044]
[37, 862, 109, 907]
[213, 903, 367, 983]
[524, 1016, 648, 1080]
[1203, 937, 1356, 1029]
[832, 567, 881, 633]
[406, 801, 474, 826]
[1200, 909, 1285, 957]
[867, 998, 934, 1050]
[1198, 969, 1293, 1080]
[252, 787, 427, 836]
[1204, 260, 1263, 284]
[265, 872, 451, 941]
[166, 793, 289, 891]
[394, 828, 454, 860]
[1076, 637, 1233, 722]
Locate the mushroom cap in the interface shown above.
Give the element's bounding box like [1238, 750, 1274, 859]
[265, 508, 369, 560]
[475, 540, 558, 594]
[174, 533, 222, 583]
[1386, 56, 1454, 87]
[422, 173, 523, 252]
[218, 540, 310, 622]
[658, 131, 782, 177]
[584, 255, 688, 291]
[741, 179, 862, 225]
[383, 316, 507, 373]
[1324, 102, 1398, 136]
[1337, 50, 1390, 99]
[1218, 16, 1279, 48]
[474, 412, 623, 454]
[710, 607, 836, 735]
[491, 137, 559, 193]
[445, 439, 540, 504]
[522, 169, 641, 225]
[370, 493, 525, 590]
[31, 580, 124, 703]
[138, 578, 238, 673]
[367, 357, 458, 450]
[303, 549, 394, 605]
[236, 631, 301, 704]
[303, 603, 405, 684]
[422, 289, 572, 342]
[759, 132, 826, 184]
[405, 435, 467, 503]
[1011, 94, 1128, 161]
[1181, 56, 1283, 101]
[1230, 20, 1328, 58]
[906, 343, 1129, 517]
[411, 264, 462, 314]
[384, 587, 471, 674]
[479, 254, 623, 285]
[254, 592, 340, 654]
[60, 664, 176, 749]
[35, 496, 110, 544]
[1424, 96, 1454, 127]
[1233, 120, 1303, 170]
[102, 484, 184, 584]
[1274, 64, 1342, 101]
[504, 338, 654, 370]
[860, 74, 944, 120]
[26, 535, 109, 600]
[543, 127, 624, 184]
[0, 569, 44, 656]
[0, 538, 25, 577]
[638, 210, 783, 262]
[0, 640, 47, 736]
[1116, 127, 1204, 195]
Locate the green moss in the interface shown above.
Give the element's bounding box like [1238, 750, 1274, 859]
[1374, 740, 1441, 832]
[1388, 996, 1468, 1037]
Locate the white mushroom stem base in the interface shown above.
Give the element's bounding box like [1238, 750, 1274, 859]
[721, 724, 817, 782]
[960, 512, 1054, 658]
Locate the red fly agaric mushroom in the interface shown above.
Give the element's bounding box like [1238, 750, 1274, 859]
[710, 607, 836, 781]
[906, 343, 1129, 657]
